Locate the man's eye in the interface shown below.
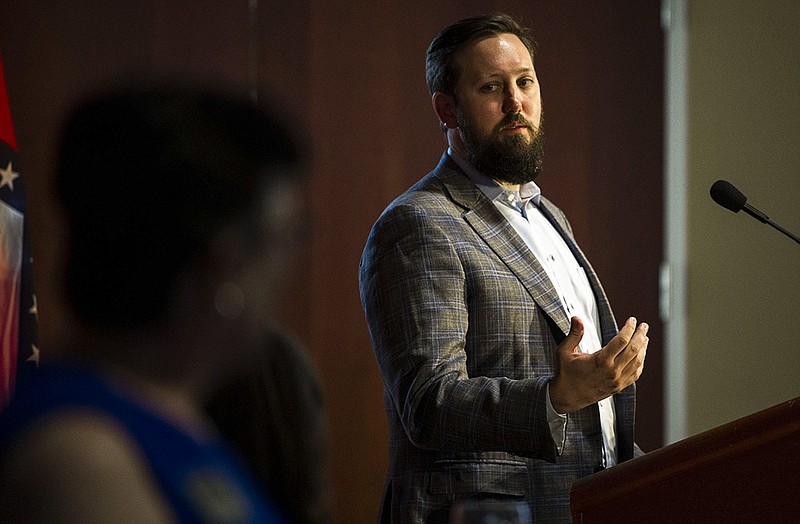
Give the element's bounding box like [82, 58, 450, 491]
[480, 84, 499, 92]
[518, 78, 534, 88]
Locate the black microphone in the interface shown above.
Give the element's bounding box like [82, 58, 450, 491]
[710, 180, 800, 245]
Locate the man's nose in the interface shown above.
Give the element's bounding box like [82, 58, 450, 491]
[502, 86, 522, 113]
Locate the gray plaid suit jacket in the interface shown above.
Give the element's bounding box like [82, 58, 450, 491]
[359, 153, 640, 523]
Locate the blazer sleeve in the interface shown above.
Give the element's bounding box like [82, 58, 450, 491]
[359, 200, 559, 462]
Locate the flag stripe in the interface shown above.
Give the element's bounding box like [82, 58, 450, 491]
[0, 55, 17, 151]
[0, 52, 37, 408]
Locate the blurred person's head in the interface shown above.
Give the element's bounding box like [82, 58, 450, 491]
[55, 85, 305, 388]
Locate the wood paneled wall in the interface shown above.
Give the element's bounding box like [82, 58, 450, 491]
[0, 2, 663, 522]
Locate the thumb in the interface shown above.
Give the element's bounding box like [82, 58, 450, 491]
[561, 316, 584, 354]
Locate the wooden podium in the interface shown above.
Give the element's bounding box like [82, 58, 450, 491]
[571, 397, 800, 522]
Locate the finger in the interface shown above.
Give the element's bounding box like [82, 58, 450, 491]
[561, 316, 585, 355]
[613, 321, 649, 365]
[620, 335, 648, 382]
[602, 317, 637, 359]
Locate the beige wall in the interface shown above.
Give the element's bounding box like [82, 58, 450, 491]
[682, 0, 800, 436]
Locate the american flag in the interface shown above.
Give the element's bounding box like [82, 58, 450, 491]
[0, 53, 38, 408]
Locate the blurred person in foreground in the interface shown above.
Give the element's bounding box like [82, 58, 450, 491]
[0, 85, 306, 523]
[206, 328, 332, 524]
[359, 13, 649, 523]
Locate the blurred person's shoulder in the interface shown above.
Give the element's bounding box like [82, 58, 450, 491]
[0, 409, 173, 523]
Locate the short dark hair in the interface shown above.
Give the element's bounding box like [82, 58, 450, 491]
[56, 86, 303, 329]
[425, 13, 536, 97]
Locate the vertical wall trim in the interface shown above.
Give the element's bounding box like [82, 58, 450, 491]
[661, 0, 688, 444]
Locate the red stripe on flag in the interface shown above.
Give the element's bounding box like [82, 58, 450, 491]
[0, 54, 18, 151]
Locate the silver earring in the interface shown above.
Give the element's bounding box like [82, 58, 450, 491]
[214, 281, 245, 320]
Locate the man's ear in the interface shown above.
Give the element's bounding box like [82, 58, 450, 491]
[432, 92, 458, 130]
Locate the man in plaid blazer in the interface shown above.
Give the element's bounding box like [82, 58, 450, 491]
[359, 13, 648, 523]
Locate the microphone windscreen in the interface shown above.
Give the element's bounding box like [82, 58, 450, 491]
[710, 179, 747, 212]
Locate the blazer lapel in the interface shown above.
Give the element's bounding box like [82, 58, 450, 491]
[537, 201, 619, 343]
[432, 154, 572, 336]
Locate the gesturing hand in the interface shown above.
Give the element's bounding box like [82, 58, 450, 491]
[549, 316, 648, 414]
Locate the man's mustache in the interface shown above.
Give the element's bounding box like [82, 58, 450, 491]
[496, 113, 536, 132]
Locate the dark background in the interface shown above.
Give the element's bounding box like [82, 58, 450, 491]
[1, 1, 663, 522]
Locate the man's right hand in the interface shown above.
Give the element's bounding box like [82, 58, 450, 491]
[549, 316, 648, 414]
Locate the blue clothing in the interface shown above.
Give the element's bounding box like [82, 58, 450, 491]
[0, 363, 285, 523]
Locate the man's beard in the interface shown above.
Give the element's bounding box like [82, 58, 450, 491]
[457, 110, 544, 185]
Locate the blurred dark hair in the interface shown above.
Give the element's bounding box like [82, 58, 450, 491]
[425, 13, 536, 97]
[56, 86, 303, 329]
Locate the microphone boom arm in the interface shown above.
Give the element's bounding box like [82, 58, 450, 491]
[710, 179, 800, 246]
[740, 199, 800, 246]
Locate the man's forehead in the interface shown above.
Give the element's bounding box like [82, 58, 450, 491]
[455, 33, 534, 78]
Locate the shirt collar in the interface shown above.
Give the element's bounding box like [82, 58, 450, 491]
[447, 147, 542, 209]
